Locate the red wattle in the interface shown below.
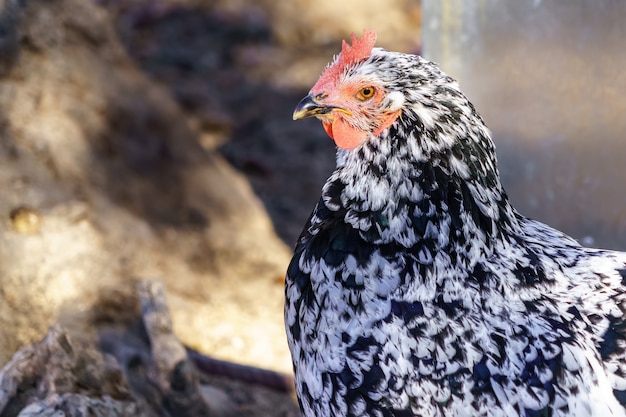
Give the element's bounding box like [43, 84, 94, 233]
[322, 121, 334, 139]
[322, 119, 367, 150]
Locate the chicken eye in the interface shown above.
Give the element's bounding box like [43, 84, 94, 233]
[357, 86, 375, 101]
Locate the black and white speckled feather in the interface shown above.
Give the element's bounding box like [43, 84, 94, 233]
[285, 45, 626, 417]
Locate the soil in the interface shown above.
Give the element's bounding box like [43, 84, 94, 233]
[101, 0, 421, 247]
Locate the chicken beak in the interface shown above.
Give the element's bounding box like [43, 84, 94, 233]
[293, 94, 350, 120]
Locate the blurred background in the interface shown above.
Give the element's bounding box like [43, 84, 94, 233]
[0, 0, 421, 382]
[423, 0, 626, 251]
[105, 0, 423, 246]
[0, 0, 624, 414]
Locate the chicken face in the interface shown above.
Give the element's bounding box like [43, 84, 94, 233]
[293, 31, 404, 150]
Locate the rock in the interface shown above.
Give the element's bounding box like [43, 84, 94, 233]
[0, 324, 143, 417]
[0, 0, 292, 373]
[0, 280, 299, 416]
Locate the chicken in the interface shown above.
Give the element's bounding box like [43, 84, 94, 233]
[285, 30, 626, 417]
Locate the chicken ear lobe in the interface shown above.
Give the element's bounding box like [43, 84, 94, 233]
[373, 110, 401, 137]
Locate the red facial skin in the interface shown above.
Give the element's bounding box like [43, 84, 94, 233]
[313, 81, 401, 150]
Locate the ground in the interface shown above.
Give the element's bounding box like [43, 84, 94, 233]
[105, 0, 421, 246]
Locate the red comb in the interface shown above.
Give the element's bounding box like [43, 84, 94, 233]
[340, 30, 377, 68]
[311, 30, 378, 94]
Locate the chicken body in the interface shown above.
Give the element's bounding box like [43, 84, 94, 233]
[285, 31, 626, 417]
